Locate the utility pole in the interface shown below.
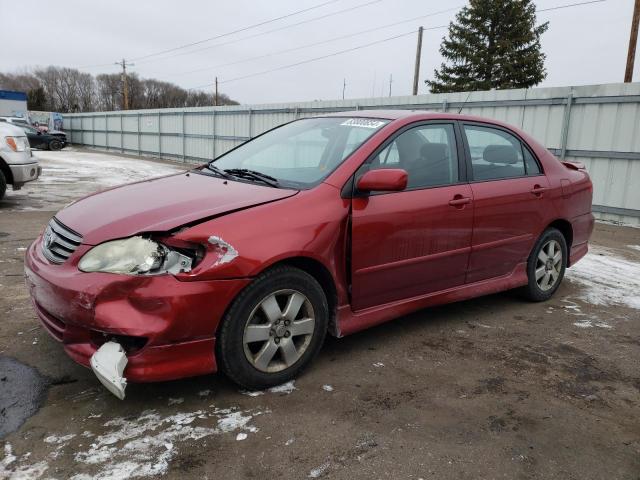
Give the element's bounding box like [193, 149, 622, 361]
[388, 74, 393, 97]
[342, 78, 346, 100]
[214, 76, 219, 106]
[625, 0, 640, 82]
[412, 26, 424, 95]
[115, 58, 134, 110]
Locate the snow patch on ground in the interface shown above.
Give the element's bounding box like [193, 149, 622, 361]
[44, 434, 76, 445]
[573, 319, 613, 329]
[559, 299, 613, 330]
[309, 460, 331, 478]
[565, 246, 640, 309]
[1, 444, 48, 480]
[627, 244, 640, 252]
[8, 148, 185, 211]
[322, 385, 334, 392]
[241, 380, 297, 396]
[2, 406, 264, 479]
[268, 381, 296, 394]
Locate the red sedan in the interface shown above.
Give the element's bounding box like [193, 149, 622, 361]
[24, 111, 594, 399]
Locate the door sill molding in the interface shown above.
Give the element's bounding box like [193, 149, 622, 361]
[336, 263, 528, 337]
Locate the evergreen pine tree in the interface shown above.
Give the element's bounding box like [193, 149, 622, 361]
[427, 0, 548, 93]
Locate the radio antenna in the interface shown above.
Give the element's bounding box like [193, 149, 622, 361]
[457, 89, 473, 114]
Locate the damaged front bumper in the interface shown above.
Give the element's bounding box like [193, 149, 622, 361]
[91, 341, 128, 400]
[24, 234, 252, 394]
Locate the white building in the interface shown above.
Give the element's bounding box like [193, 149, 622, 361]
[0, 90, 28, 118]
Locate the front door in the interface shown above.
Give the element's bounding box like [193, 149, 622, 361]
[350, 122, 474, 311]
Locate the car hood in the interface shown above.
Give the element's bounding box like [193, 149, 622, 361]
[56, 172, 299, 245]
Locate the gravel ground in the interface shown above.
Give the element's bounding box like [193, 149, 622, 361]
[1, 148, 639, 480]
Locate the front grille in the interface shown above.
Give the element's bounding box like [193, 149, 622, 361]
[42, 218, 82, 264]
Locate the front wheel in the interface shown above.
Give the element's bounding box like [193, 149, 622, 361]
[0, 170, 6, 200]
[520, 228, 567, 302]
[217, 266, 328, 390]
[49, 140, 62, 151]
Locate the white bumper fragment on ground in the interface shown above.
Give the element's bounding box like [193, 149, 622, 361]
[90, 341, 128, 400]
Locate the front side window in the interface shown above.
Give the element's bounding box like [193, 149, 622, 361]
[365, 123, 459, 189]
[464, 124, 541, 180]
[211, 117, 389, 188]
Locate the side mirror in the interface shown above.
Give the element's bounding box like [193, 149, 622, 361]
[356, 168, 408, 193]
[37, 131, 42, 136]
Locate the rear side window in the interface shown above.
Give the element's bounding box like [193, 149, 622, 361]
[523, 147, 541, 175]
[464, 125, 540, 180]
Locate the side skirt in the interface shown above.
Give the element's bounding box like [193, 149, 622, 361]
[336, 262, 529, 337]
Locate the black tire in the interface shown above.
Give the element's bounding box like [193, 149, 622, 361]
[520, 228, 567, 302]
[217, 266, 328, 390]
[0, 170, 6, 200]
[49, 140, 62, 151]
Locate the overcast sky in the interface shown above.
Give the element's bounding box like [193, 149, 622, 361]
[0, 0, 637, 105]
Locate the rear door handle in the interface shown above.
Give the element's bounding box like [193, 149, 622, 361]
[449, 196, 472, 207]
[530, 185, 549, 196]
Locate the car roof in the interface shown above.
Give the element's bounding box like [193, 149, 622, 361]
[320, 109, 534, 137]
[321, 109, 504, 124]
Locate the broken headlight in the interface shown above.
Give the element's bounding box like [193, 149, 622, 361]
[78, 236, 192, 275]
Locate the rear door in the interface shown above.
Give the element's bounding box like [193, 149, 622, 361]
[350, 122, 474, 311]
[461, 122, 550, 284]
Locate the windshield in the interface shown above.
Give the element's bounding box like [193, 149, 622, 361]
[210, 117, 389, 188]
[21, 125, 37, 134]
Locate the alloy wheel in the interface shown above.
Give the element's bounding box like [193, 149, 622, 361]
[243, 289, 315, 373]
[535, 239, 562, 291]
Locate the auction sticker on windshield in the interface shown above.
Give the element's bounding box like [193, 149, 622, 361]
[340, 118, 387, 129]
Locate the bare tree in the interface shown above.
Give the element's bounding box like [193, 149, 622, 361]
[0, 66, 239, 112]
[95, 73, 121, 111]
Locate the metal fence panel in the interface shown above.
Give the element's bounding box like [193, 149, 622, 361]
[62, 82, 640, 225]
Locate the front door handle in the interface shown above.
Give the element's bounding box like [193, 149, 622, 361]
[530, 185, 549, 196]
[449, 196, 472, 207]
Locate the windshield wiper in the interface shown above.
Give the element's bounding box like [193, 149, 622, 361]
[223, 168, 279, 187]
[205, 163, 232, 179]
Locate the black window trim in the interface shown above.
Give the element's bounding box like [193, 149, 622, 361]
[458, 120, 545, 184]
[344, 119, 468, 198]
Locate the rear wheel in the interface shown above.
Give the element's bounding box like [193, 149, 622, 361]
[521, 228, 567, 302]
[217, 266, 328, 390]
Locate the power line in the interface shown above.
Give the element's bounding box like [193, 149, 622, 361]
[134, 0, 385, 66]
[78, 0, 606, 75]
[186, 0, 608, 89]
[155, 6, 459, 79]
[156, 0, 605, 78]
[189, 29, 418, 88]
[129, 0, 343, 62]
[537, 0, 606, 13]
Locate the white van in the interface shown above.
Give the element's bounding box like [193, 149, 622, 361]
[0, 122, 40, 200]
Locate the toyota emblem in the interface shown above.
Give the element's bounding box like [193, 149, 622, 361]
[44, 231, 54, 249]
